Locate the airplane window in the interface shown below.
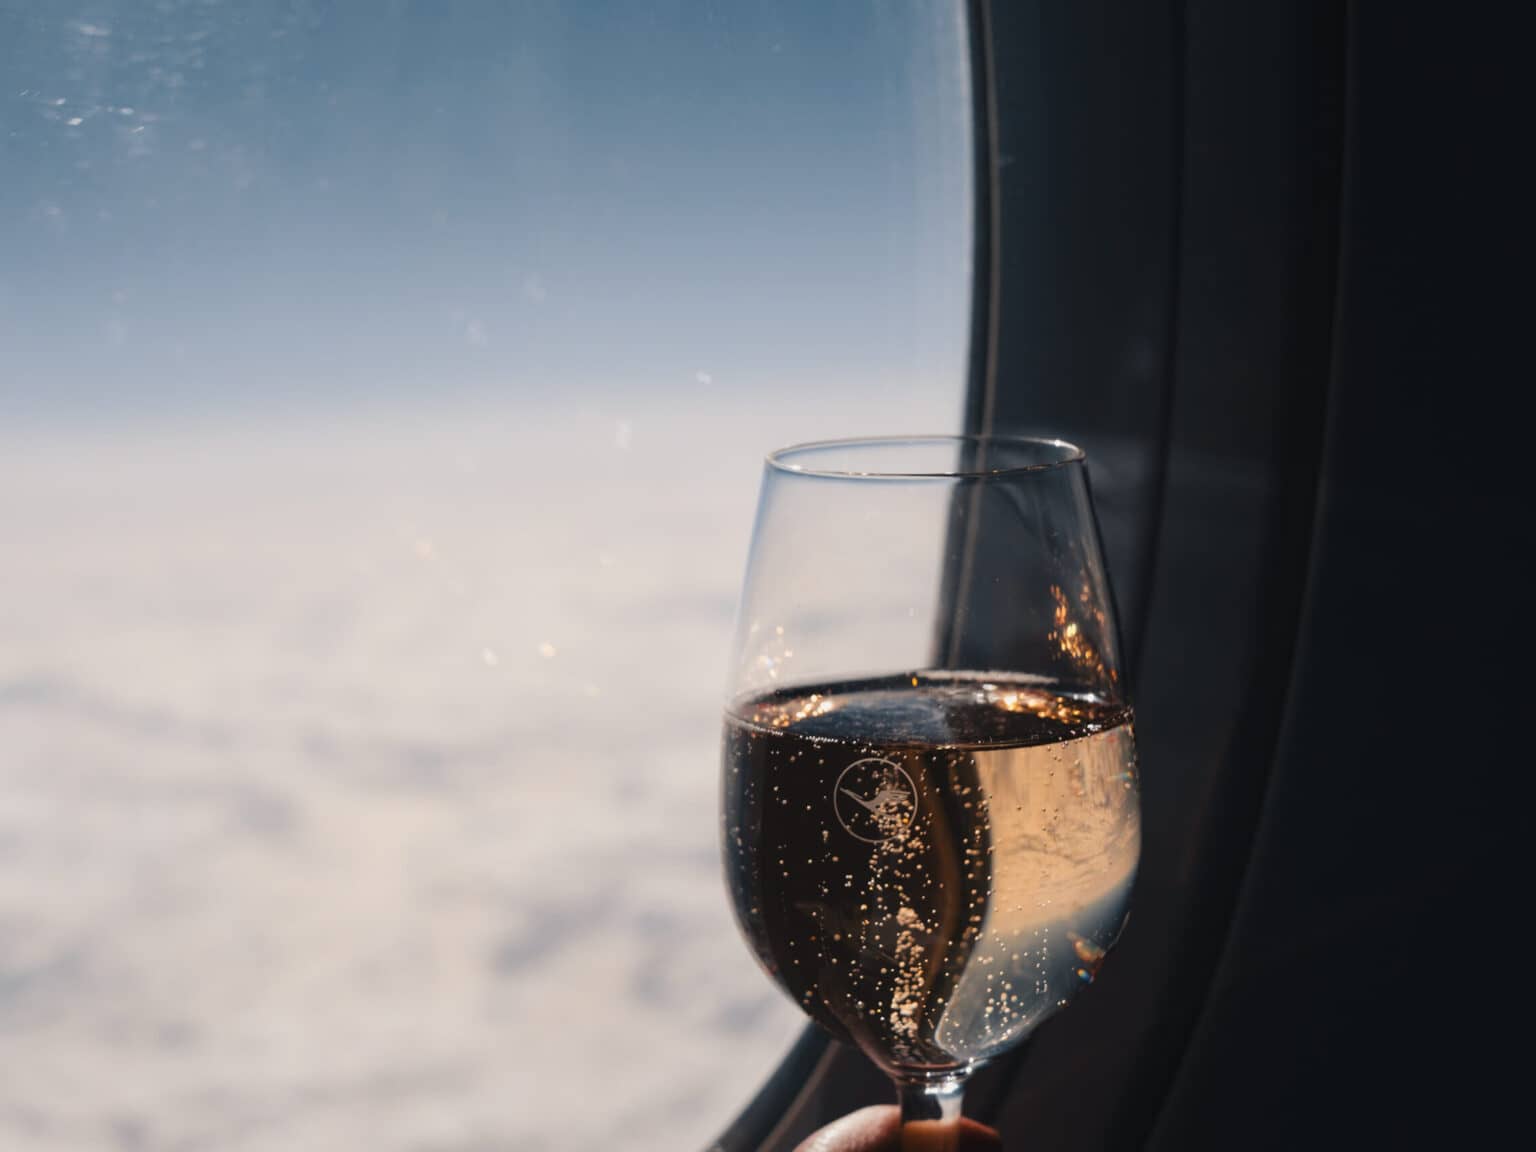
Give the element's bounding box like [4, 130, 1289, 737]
[0, 3, 972, 1147]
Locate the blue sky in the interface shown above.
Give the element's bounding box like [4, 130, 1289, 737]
[1, 1, 972, 418]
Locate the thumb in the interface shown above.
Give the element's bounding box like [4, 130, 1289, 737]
[795, 1106, 1001, 1152]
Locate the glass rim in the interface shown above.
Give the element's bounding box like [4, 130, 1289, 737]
[765, 434, 1086, 480]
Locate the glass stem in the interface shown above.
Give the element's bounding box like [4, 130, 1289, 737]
[896, 1077, 966, 1152]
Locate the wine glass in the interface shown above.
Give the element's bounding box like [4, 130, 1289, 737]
[721, 436, 1140, 1148]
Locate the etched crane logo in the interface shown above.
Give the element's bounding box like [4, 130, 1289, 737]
[833, 758, 918, 844]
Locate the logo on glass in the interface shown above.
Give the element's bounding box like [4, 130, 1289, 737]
[833, 757, 918, 844]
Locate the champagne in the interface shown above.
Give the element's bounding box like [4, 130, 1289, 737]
[722, 672, 1139, 1078]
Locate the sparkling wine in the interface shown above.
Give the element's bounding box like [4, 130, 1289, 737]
[722, 672, 1140, 1077]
